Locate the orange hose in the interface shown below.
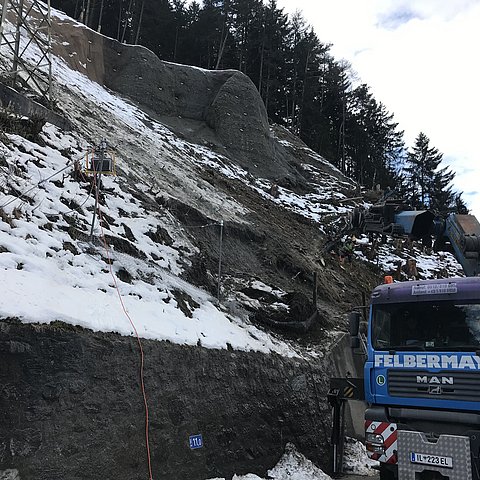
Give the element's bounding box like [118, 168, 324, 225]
[92, 173, 153, 480]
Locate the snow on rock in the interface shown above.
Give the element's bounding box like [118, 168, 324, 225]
[0, 123, 299, 356]
[233, 475, 264, 480]
[267, 443, 333, 480]
[354, 234, 464, 280]
[0, 2, 356, 356]
[343, 437, 379, 476]
[208, 443, 333, 480]
[214, 439, 378, 479]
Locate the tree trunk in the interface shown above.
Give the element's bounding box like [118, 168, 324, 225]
[134, 0, 145, 45]
[215, 1, 229, 70]
[216, 32, 228, 69]
[297, 49, 310, 137]
[258, 21, 266, 94]
[97, 0, 104, 32]
[120, 0, 134, 43]
[74, 0, 80, 20]
[264, 62, 271, 111]
[84, 0, 92, 27]
[174, 27, 179, 61]
[117, 0, 123, 41]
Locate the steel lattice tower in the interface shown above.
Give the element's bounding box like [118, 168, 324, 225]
[0, 0, 52, 105]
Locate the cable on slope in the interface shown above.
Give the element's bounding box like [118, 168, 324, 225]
[91, 172, 154, 480]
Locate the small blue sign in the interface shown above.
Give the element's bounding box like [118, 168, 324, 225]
[189, 434, 203, 450]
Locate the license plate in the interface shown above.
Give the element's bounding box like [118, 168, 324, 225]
[411, 452, 453, 468]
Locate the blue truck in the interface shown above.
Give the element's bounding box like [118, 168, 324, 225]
[362, 276, 480, 480]
[329, 203, 480, 480]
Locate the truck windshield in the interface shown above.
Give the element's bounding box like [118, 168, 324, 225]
[372, 302, 480, 351]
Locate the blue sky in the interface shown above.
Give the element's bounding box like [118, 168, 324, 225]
[276, 0, 480, 218]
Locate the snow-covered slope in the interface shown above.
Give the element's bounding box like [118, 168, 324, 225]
[0, 120, 301, 354]
[0, 3, 464, 358]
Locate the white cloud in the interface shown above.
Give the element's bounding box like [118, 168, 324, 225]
[277, 0, 480, 217]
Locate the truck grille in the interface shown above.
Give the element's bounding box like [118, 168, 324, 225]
[388, 370, 480, 402]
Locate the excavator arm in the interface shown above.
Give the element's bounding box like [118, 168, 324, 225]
[435, 214, 480, 277]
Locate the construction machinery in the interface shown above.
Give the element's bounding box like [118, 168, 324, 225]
[329, 199, 480, 479]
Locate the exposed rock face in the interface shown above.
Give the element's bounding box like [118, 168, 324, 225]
[0, 320, 333, 480]
[204, 71, 279, 174]
[102, 42, 235, 121]
[101, 41, 279, 178]
[52, 17, 287, 179]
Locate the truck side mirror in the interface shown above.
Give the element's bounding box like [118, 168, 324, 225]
[349, 311, 361, 336]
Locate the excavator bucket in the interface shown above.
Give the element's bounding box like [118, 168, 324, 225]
[453, 214, 480, 239]
[444, 214, 480, 276]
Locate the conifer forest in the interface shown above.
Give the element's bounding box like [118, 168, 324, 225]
[54, 0, 467, 214]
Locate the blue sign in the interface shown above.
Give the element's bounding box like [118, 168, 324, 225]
[189, 434, 203, 450]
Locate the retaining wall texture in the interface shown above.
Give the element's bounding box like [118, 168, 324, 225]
[0, 319, 333, 480]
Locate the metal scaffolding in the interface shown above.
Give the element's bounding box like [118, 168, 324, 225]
[0, 0, 52, 104]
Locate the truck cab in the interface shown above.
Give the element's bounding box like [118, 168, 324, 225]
[364, 276, 480, 479]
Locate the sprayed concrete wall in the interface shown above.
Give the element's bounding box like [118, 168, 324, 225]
[0, 319, 336, 480]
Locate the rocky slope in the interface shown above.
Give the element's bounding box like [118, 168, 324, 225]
[0, 4, 463, 480]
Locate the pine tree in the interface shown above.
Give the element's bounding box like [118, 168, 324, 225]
[285, 11, 308, 135]
[172, 2, 203, 66]
[403, 133, 462, 214]
[430, 166, 455, 213]
[228, 0, 263, 73]
[404, 133, 442, 208]
[453, 192, 469, 214]
[344, 84, 404, 188]
[190, 0, 224, 68]
[136, 0, 177, 59]
[295, 30, 331, 141]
